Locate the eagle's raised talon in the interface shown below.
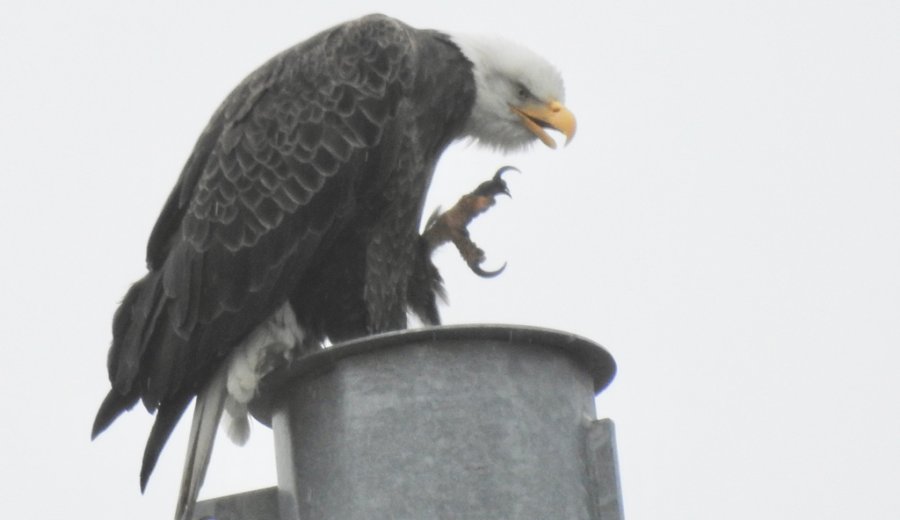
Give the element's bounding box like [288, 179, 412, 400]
[423, 166, 517, 278]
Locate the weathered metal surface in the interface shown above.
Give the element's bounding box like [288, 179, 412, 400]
[253, 324, 617, 520]
[250, 325, 615, 426]
[586, 419, 625, 520]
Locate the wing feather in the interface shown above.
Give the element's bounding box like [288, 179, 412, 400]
[97, 16, 419, 488]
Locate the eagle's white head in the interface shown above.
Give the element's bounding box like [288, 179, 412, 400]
[451, 33, 576, 152]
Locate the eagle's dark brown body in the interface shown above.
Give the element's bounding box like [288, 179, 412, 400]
[92, 14, 475, 490]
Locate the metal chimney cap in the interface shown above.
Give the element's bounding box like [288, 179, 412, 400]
[249, 324, 616, 427]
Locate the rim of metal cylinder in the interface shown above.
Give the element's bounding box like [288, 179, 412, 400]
[249, 324, 616, 427]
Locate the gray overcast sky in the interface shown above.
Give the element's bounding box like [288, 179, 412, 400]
[2, 1, 899, 519]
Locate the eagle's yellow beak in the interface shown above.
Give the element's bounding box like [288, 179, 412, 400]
[511, 100, 576, 149]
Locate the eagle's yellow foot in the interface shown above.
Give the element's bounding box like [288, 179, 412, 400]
[423, 166, 516, 278]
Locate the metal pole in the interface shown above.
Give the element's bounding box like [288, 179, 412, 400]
[196, 325, 621, 520]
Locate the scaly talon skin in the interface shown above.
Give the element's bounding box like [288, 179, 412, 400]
[422, 166, 518, 278]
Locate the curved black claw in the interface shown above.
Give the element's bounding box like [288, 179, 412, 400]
[492, 166, 520, 198]
[494, 165, 520, 179]
[469, 261, 507, 279]
[475, 166, 519, 199]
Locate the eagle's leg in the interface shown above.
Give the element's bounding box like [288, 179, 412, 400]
[423, 166, 517, 278]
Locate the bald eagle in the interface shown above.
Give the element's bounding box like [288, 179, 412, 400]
[92, 13, 575, 520]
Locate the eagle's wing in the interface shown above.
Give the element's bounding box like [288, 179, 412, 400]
[92, 15, 416, 490]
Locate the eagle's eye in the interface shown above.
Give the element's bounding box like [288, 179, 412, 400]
[516, 84, 530, 100]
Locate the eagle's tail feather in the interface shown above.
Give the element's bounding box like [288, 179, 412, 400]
[175, 362, 229, 520]
[140, 393, 192, 493]
[92, 272, 159, 441]
[92, 388, 139, 440]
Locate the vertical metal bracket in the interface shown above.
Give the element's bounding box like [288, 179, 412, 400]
[586, 418, 625, 520]
[193, 487, 279, 520]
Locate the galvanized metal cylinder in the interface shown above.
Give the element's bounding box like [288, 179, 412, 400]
[250, 325, 616, 520]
